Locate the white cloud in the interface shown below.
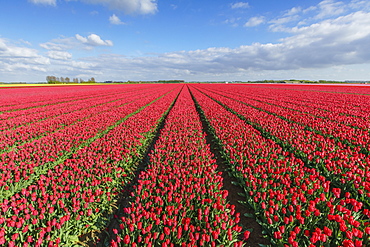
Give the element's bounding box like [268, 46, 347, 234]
[303, 6, 317, 14]
[20, 39, 32, 46]
[315, 0, 346, 19]
[231, 2, 250, 9]
[0, 39, 40, 58]
[268, 6, 303, 31]
[75, 34, 88, 43]
[349, 0, 370, 10]
[244, 16, 265, 27]
[3, 3, 370, 82]
[286, 11, 370, 46]
[270, 15, 298, 25]
[263, 0, 363, 32]
[47, 51, 72, 60]
[109, 14, 125, 25]
[28, 0, 56, 6]
[80, 0, 157, 14]
[70, 60, 96, 69]
[269, 15, 300, 32]
[0, 38, 50, 78]
[30, 0, 157, 14]
[0, 39, 9, 52]
[40, 34, 113, 51]
[224, 17, 242, 27]
[40, 37, 76, 51]
[285, 7, 302, 16]
[78, 10, 370, 80]
[75, 34, 113, 46]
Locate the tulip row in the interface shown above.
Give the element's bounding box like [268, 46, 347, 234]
[2, 83, 369, 246]
[0, 85, 155, 131]
[194, 85, 370, 206]
[0, 85, 181, 246]
[0, 85, 176, 201]
[190, 86, 370, 246]
[109, 86, 245, 246]
[206, 85, 370, 151]
[0, 88, 155, 151]
[0, 84, 145, 114]
[237, 84, 370, 118]
[255, 88, 370, 131]
[223, 84, 370, 123]
[0, 85, 114, 117]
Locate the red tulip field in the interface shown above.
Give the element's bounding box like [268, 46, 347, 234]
[0, 83, 370, 246]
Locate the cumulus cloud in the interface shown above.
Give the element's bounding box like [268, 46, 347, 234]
[30, 0, 157, 15]
[286, 11, 370, 47]
[4, 1, 370, 82]
[0, 38, 50, 77]
[269, 15, 300, 32]
[349, 0, 370, 10]
[70, 60, 97, 69]
[262, 0, 365, 33]
[109, 14, 125, 25]
[78, 10, 370, 79]
[79, 0, 158, 14]
[224, 17, 242, 27]
[285, 7, 302, 16]
[233, 11, 370, 70]
[40, 37, 76, 51]
[231, 2, 250, 9]
[1, 39, 41, 59]
[75, 34, 113, 46]
[47, 51, 72, 60]
[8, 9, 370, 81]
[40, 34, 113, 51]
[28, 0, 56, 6]
[315, 0, 346, 19]
[244, 16, 265, 27]
[268, 6, 304, 31]
[230, 0, 351, 30]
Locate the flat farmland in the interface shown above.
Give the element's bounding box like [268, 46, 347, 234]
[1, 83, 370, 246]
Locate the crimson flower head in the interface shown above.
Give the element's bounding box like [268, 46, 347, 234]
[332, 188, 341, 198]
[343, 239, 355, 247]
[243, 230, 250, 240]
[323, 226, 332, 236]
[164, 226, 170, 235]
[123, 235, 130, 244]
[274, 231, 282, 239]
[110, 239, 118, 247]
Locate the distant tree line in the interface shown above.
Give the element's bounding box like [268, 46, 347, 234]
[249, 79, 347, 84]
[126, 80, 185, 84]
[46, 76, 96, 84]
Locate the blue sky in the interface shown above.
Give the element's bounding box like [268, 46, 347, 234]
[1, 0, 370, 82]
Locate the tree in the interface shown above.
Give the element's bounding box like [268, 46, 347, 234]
[46, 76, 57, 84]
[87, 77, 96, 83]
